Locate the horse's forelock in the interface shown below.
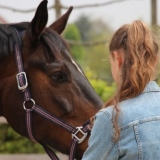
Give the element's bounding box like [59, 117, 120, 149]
[41, 28, 70, 62]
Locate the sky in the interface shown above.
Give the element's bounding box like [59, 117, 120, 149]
[0, 0, 159, 31]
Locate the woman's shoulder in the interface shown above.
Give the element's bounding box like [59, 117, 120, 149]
[97, 81, 160, 126]
[96, 106, 114, 121]
[93, 107, 114, 130]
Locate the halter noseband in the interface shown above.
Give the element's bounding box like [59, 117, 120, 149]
[14, 42, 91, 160]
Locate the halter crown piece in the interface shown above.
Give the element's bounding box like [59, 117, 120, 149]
[14, 38, 91, 160]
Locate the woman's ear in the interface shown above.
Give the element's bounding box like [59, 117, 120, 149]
[112, 50, 123, 68]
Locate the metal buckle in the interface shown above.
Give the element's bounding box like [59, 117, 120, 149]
[16, 72, 28, 90]
[72, 127, 88, 144]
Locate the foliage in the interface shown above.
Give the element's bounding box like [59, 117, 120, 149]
[153, 25, 160, 83]
[85, 68, 116, 102]
[63, 24, 85, 65]
[0, 124, 45, 153]
[75, 14, 113, 83]
[84, 43, 113, 83]
[75, 15, 92, 42]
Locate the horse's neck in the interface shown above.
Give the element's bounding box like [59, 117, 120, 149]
[0, 108, 3, 116]
[0, 74, 3, 116]
[0, 82, 4, 116]
[0, 86, 3, 116]
[0, 54, 17, 115]
[74, 136, 89, 159]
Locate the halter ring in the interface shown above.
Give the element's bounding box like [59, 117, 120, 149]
[23, 99, 35, 111]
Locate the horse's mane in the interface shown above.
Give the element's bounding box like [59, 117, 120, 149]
[0, 22, 28, 60]
[0, 22, 70, 62]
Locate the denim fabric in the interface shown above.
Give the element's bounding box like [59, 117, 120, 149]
[82, 81, 160, 160]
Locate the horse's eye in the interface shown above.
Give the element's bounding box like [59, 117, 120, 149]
[51, 72, 67, 82]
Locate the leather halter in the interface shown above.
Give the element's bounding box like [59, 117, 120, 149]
[14, 43, 91, 160]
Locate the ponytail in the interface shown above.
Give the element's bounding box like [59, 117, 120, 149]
[105, 20, 159, 141]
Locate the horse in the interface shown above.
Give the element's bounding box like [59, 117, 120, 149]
[0, 0, 103, 159]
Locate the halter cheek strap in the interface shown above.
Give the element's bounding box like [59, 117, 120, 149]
[14, 45, 91, 160]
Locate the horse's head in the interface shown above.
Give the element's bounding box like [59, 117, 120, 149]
[0, 0, 102, 158]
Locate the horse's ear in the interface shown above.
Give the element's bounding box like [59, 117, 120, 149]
[49, 6, 73, 34]
[30, 0, 48, 39]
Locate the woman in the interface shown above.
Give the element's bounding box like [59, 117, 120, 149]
[82, 20, 160, 160]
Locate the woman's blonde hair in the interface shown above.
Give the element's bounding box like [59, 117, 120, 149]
[105, 20, 159, 140]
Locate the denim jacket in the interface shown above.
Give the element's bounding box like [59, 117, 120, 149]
[82, 81, 160, 160]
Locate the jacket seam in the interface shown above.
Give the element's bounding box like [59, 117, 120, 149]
[141, 89, 160, 94]
[117, 141, 122, 157]
[120, 116, 160, 131]
[99, 110, 117, 159]
[101, 142, 116, 160]
[99, 110, 112, 120]
[134, 125, 143, 160]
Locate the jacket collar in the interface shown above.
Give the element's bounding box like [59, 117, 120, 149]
[142, 81, 160, 93]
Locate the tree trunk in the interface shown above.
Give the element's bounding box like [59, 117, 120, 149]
[54, 0, 62, 18]
[151, 0, 157, 26]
